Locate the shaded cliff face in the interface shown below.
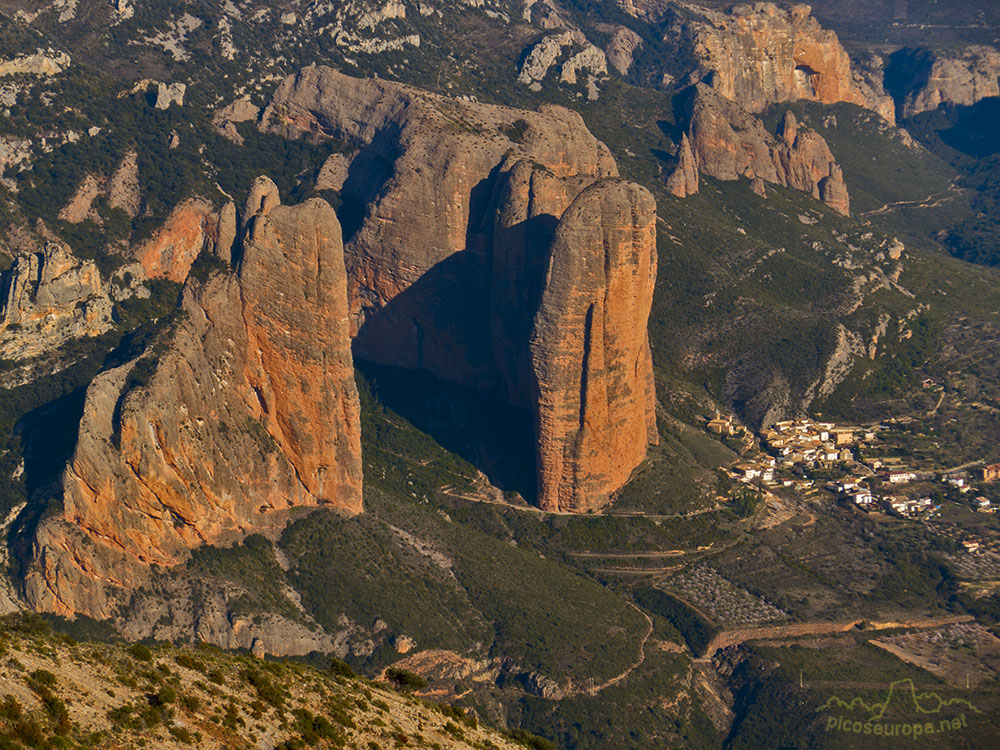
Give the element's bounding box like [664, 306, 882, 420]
[262, 66, 618, 390]
[683, 2, 895, 124]
[24, 189, 362, 619]
[0, 242, 113, 360]
[263, 67, 658, 511]
[671, 85, 850, 215]
[530, 181, 658, 512]
[887, 45, 1000, 118]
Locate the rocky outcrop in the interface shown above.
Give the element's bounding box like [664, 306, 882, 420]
[0, 242, 113, 360]
[677, 3, 895, 123]
[154, 82, 186, 109]
[107, 151, 140, 218]
[133, 198, 226, 282]
[262, 67, 657, 511]
[0, 50, 70, 77]
[58, 151, 141, 223]
[212, 97, 261, 144]
[888, 45, 1000, 118]
[24, 190, 362, 619]
[666, 133, 699, 198]
[674, 86, 850, 214]
[596, 23, 643, 76]
[530, 181, 658, 512]
[517, 31, 607, 89]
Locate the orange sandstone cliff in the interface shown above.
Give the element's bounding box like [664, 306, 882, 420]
[530, 181, 658, 512]
[24, 185, 362, 619]
[262, 67, 658, 511]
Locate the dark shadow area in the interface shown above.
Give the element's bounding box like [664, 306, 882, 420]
[356, 359, 537, 502]
[18, 386, 88, 501]
[936, 98, 1000, 159]
[884, 46, 934, 122]
[336, 191, 368, 243]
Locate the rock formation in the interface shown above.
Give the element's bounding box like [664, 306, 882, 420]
[24, 188, 362, 619]
[58, 151, 141, 223]
[665, 133, 699, 198]
[262, 66, 657, 511]
[0, 50, 70, 78]
[888, 45, 1000, 118]
[530, 181, 658, 512]
[596, 24, 643, 76]
[133, 198, 230, 282]
[0, 242, 113, 360]
[154, 82, 186, 109]
[677, 3, 895, 123]
[670, 85, 850, 214]
[517, 31, 608, 89]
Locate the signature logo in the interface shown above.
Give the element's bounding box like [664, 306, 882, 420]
[817, 678, 980, 739]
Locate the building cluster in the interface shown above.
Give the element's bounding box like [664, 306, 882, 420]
[761, 419, 861, 468]
[708, 412, 1000, 519]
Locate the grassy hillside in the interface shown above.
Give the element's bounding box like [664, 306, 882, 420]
[0, 613, 542, 750]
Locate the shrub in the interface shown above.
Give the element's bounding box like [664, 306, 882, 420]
[385, 668, 427, 692]
[153, 686, 176, 705]
[129, 643, 153, 662]
[328, 656, 355, 679]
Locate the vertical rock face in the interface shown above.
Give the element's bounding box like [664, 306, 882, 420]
[262, 66, 619, 390]
[262, 67, 657, 512]
[889, 45, 1000, 118]
[491, 158, 594, 406]
[679, 86, 850, 215]
[666, 133, 699, 198]
[24, 190, 362, 619]
[57, 151, 142, 224]
[133, 198, 226, 282]
[684, 3, 895, 124]
[530, 181, 658, 512]
[0, 242, 113, 360]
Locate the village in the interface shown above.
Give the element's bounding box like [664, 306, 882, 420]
[706, 412, 1000, 556]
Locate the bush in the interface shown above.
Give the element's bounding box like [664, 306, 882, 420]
[129, 643, 153, 662]
[385, 668, 427, 692]
[328, 656, 355, 679]
[153, 686, 176, 705]
[505, 728, 558, 750]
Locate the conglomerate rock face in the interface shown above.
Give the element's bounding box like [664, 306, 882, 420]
[671, 85, 850, 215]
[0, 242, 113, 360]
[530, 181, 658, 512]
[684, 2, 895, 123]
[262, 66, 658, 511]
[24, 188, 362, 619]
[889, 44, 1000, 118]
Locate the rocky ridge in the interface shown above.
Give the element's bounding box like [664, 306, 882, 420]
[683, 3, 895, 124]
[668, 85, 850, 215]
[0, 242, 113, 360]
[24, 184, 362, 620]
[889, 44, 1000, 118]
[262, 66, 659, 511]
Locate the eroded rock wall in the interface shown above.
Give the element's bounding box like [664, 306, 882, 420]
[530, 181, 658, 512]
[24, 190, 362, 619]
[262, 67, 657, 511]
[680, 2, 894, 123]
[0, 242, 113, 360]
[671, 85, 850, 215]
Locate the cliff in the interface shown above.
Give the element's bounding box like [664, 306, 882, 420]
[678, 2, 895, 123]
[888, 45, 1000, 118]
[669, 85, 850, 215]
[0, 242, 113, 360]
[530, 181, 658, 512]
[24, 187, 362, 619]
[262, 67, 658, 511]
[133, 198, 234, 283]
